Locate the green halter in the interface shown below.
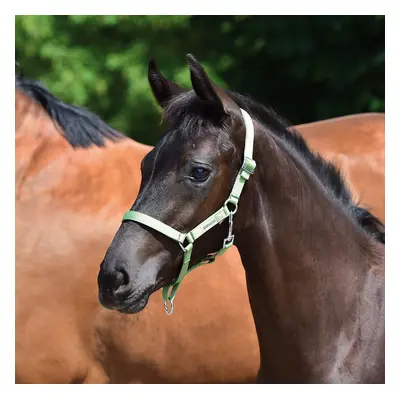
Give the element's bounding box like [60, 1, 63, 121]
[122, 108, 256, 315]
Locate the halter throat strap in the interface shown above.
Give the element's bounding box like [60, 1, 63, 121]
[122, 108, 256, 314]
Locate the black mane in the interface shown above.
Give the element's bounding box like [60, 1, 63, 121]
[16, 75, 123, 148]
[165, 90, 385, 244]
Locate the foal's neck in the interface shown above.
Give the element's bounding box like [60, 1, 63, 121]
[235, 124, 376, 382]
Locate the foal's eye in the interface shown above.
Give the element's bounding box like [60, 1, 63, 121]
[189, 167, 210, 182]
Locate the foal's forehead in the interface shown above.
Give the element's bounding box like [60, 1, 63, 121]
[159, 121, 225, 153]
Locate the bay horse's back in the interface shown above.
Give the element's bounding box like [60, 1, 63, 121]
[297, 113, 384, 221]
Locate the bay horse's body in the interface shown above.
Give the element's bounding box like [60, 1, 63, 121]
[16, 74, 384, 383]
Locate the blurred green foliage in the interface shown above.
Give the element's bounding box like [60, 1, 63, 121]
[15, 16, 384, 145]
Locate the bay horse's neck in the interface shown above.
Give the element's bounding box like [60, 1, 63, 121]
[235, 124, 383, 383]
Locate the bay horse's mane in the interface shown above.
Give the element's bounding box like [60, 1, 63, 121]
[164, 90, 385, 244]
[15, 73, 124, 148]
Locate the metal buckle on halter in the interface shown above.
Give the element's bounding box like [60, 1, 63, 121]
[222, 235, 235, 250]
[242, 157, 256, 174]
[240, 157, 256, 180]
[223, 233, 234, 247]
[222, 212, 235, 249]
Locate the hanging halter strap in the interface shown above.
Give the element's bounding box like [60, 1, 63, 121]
[122, 108, 256, 314]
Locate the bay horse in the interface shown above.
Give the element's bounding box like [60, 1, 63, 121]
[99, 55, 385, 383]
[16, 68, 384, 383]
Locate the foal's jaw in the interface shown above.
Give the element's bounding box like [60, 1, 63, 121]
[112, 292, 151, 314]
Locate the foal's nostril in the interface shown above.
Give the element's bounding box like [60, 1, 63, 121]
[112, 270, 125, 290]
[99, 266, 129, 291]
[116, 267, 130, 287]
[113, 267, 131, 299]
[98, 265, 132, 308]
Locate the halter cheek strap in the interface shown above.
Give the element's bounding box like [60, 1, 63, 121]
[122, 108, 256, 315]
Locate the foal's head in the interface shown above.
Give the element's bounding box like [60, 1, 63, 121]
[98, 55, 254, 313]
[98, 55, 385, 315]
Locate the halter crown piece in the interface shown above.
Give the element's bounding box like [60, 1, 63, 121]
[122, 109, 256, 315]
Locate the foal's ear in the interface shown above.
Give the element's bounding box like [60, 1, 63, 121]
[148, 60, 185, 108]
[187, 54, 239, 115]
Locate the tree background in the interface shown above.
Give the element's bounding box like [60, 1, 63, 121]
[15, 15, 385, 145]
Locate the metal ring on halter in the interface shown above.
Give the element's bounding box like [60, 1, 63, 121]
[164, 298, 174, 315]
[224, 199, 239, 215]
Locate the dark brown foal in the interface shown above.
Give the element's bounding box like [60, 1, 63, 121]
[99, 55, 384, 383]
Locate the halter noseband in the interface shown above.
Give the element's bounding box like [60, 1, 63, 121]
[122, 109, 256, 315]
